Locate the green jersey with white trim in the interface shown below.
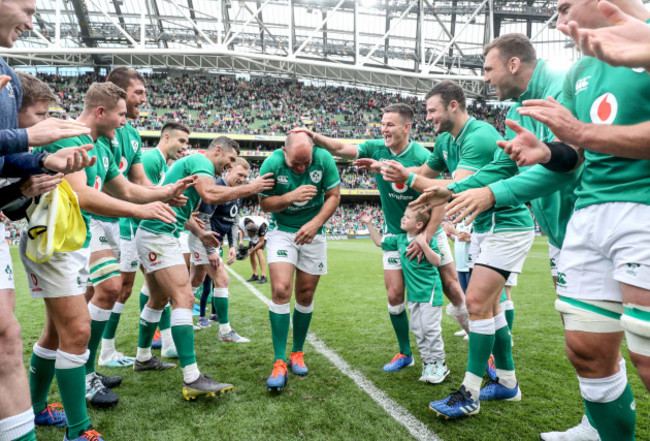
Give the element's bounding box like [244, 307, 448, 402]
[119, 147, 169, 239]
[36, 135, 119, 247]
[382, 234, 443, 305]
[258, 147, 340, 234]
[92, 122, 143, 224]
[487, 59, 581, 248]
[433, 119, 533, 234]
[139, 154, 214, 238]
[564, 57, 650, 209]
[426, 117, 513, 234]
[357, 139, 430, 235]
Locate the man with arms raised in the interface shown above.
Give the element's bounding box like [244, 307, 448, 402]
[259, 132, 340, 391]
[293, 104, 468, 373]
[135, 137, 274, 400]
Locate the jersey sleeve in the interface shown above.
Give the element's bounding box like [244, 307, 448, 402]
[429, 236, 441, 255]
[448, 149, 519, 194]
[189, 154, 214, 178]
[320, 150, 341, 191]
[357, 140, 381, 159]
[425, 147, 447, 173]
[562, 68, 577, 117]
[381, 235, 398, 251]
[132, 130, 142, 165]
[457, 129, 499, 172]
[489, 164, 581, 208]
[258, 154, 279, 198]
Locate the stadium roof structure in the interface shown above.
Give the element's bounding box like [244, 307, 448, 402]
[1, 0, 593, 97]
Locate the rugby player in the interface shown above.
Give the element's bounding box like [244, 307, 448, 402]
[238, 215, 269, 284]
[292, 104, 469, 373]
[23, 82, 180, 441]
[134, 137, 274, 400]
[189, 156, 251, 342]
[259, 131, 340, 391]
[494, 0, 650, 438]
[99, 121, 190, 365]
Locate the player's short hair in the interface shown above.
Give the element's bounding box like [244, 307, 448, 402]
[483, 33, 537, 65]
[16, 72, 58, 108]
[382, 103, 414, 124]
[106, 66, 145, 91]
[232, 157, 250, 170]
[425, 80, 466, 112]
[84, 82, 127, 111]
[161, 121, 190, 136]
[208, 135, 240, 154]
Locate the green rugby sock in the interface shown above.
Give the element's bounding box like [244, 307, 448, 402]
[214, 297, 229, 324]
[29, 349, 56, 414]
[388, 307, 411, 357]
[292, 307, 313, 353]
[466, 318, 495, 378]
[171, 325, 196, 368]
[56, 354, 91, 440]
[269, 303, 290, 362]
[584, 383, 636, 441]
[159, 305, 171, 331]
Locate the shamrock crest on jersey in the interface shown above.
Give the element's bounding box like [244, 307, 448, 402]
[309, 170, 322, 183]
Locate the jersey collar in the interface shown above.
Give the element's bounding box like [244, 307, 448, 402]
[393, 141, 413, 158]
[453, 117, 474, 144]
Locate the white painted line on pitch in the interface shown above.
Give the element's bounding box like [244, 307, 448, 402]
[226, 266, 442, 441]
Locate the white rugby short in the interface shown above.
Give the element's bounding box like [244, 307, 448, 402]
[469, 230, 534, 282]
[136, 229, 186, 274]
[435, 229, 454, 267]
[266, 229, 327, 276]
[549, 243, 561, 278]
[557, 202, 650, 302]
[188, 232, 222, 266]
[119, 237, 140, 273]
[89, 219, 121, 259]
[19, 231, 90, 298]
[178, 230, 191, 255]
[0, 224, 15, 290]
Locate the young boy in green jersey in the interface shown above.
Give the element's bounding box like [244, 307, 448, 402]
[362, 208, 449, 384]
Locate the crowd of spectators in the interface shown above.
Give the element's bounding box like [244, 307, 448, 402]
[33, 72, 510, 141]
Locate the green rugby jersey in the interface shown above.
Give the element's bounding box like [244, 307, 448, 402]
[442, 121, 534, 234]
[36, 135, 119, 247]
[258, 147, 340, 234]
[563, 56, 650, 209]
[139, 154, 214, 238]
[382, 234, 443, 305]
[486, 60, 581, 248]
[427, 117, 528, 234]
[357, 140, 430, 235]
[119, 147, 168, 239]
[92, 121, 143, 223]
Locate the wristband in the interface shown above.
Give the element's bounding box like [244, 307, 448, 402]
[406, 172, 417, 188]
[38, 152, 58, 175]
[542, 142, 579, 172]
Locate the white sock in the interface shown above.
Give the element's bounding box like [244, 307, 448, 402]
[182, 363, 201, 383]
[462, 371, 483, 401]
[161, 328, 174, 348]
[497, 369, 517, 389]
[136, 347, 152, 363]
[0, 408, 35, 441]
[219, 323, 232, 334]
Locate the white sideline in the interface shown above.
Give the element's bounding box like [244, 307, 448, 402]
[226, 266, 442, 441]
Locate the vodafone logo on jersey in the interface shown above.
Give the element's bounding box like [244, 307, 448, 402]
[590, 93, 618, 125]
[391, 182, 409, 194]
[119, 156, 128, 173]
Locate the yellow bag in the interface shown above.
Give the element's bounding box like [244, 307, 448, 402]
[26, 179, 87, 263]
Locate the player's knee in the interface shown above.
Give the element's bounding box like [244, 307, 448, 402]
[0, 317, 23, 373]
[62, 320, 91, 352]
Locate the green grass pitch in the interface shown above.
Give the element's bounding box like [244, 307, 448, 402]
[12, 238, 649, 440]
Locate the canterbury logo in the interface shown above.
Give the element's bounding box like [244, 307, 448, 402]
[277, 250, 288, 257]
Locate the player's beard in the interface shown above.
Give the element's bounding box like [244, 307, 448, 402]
[436, 114, 454, 135]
